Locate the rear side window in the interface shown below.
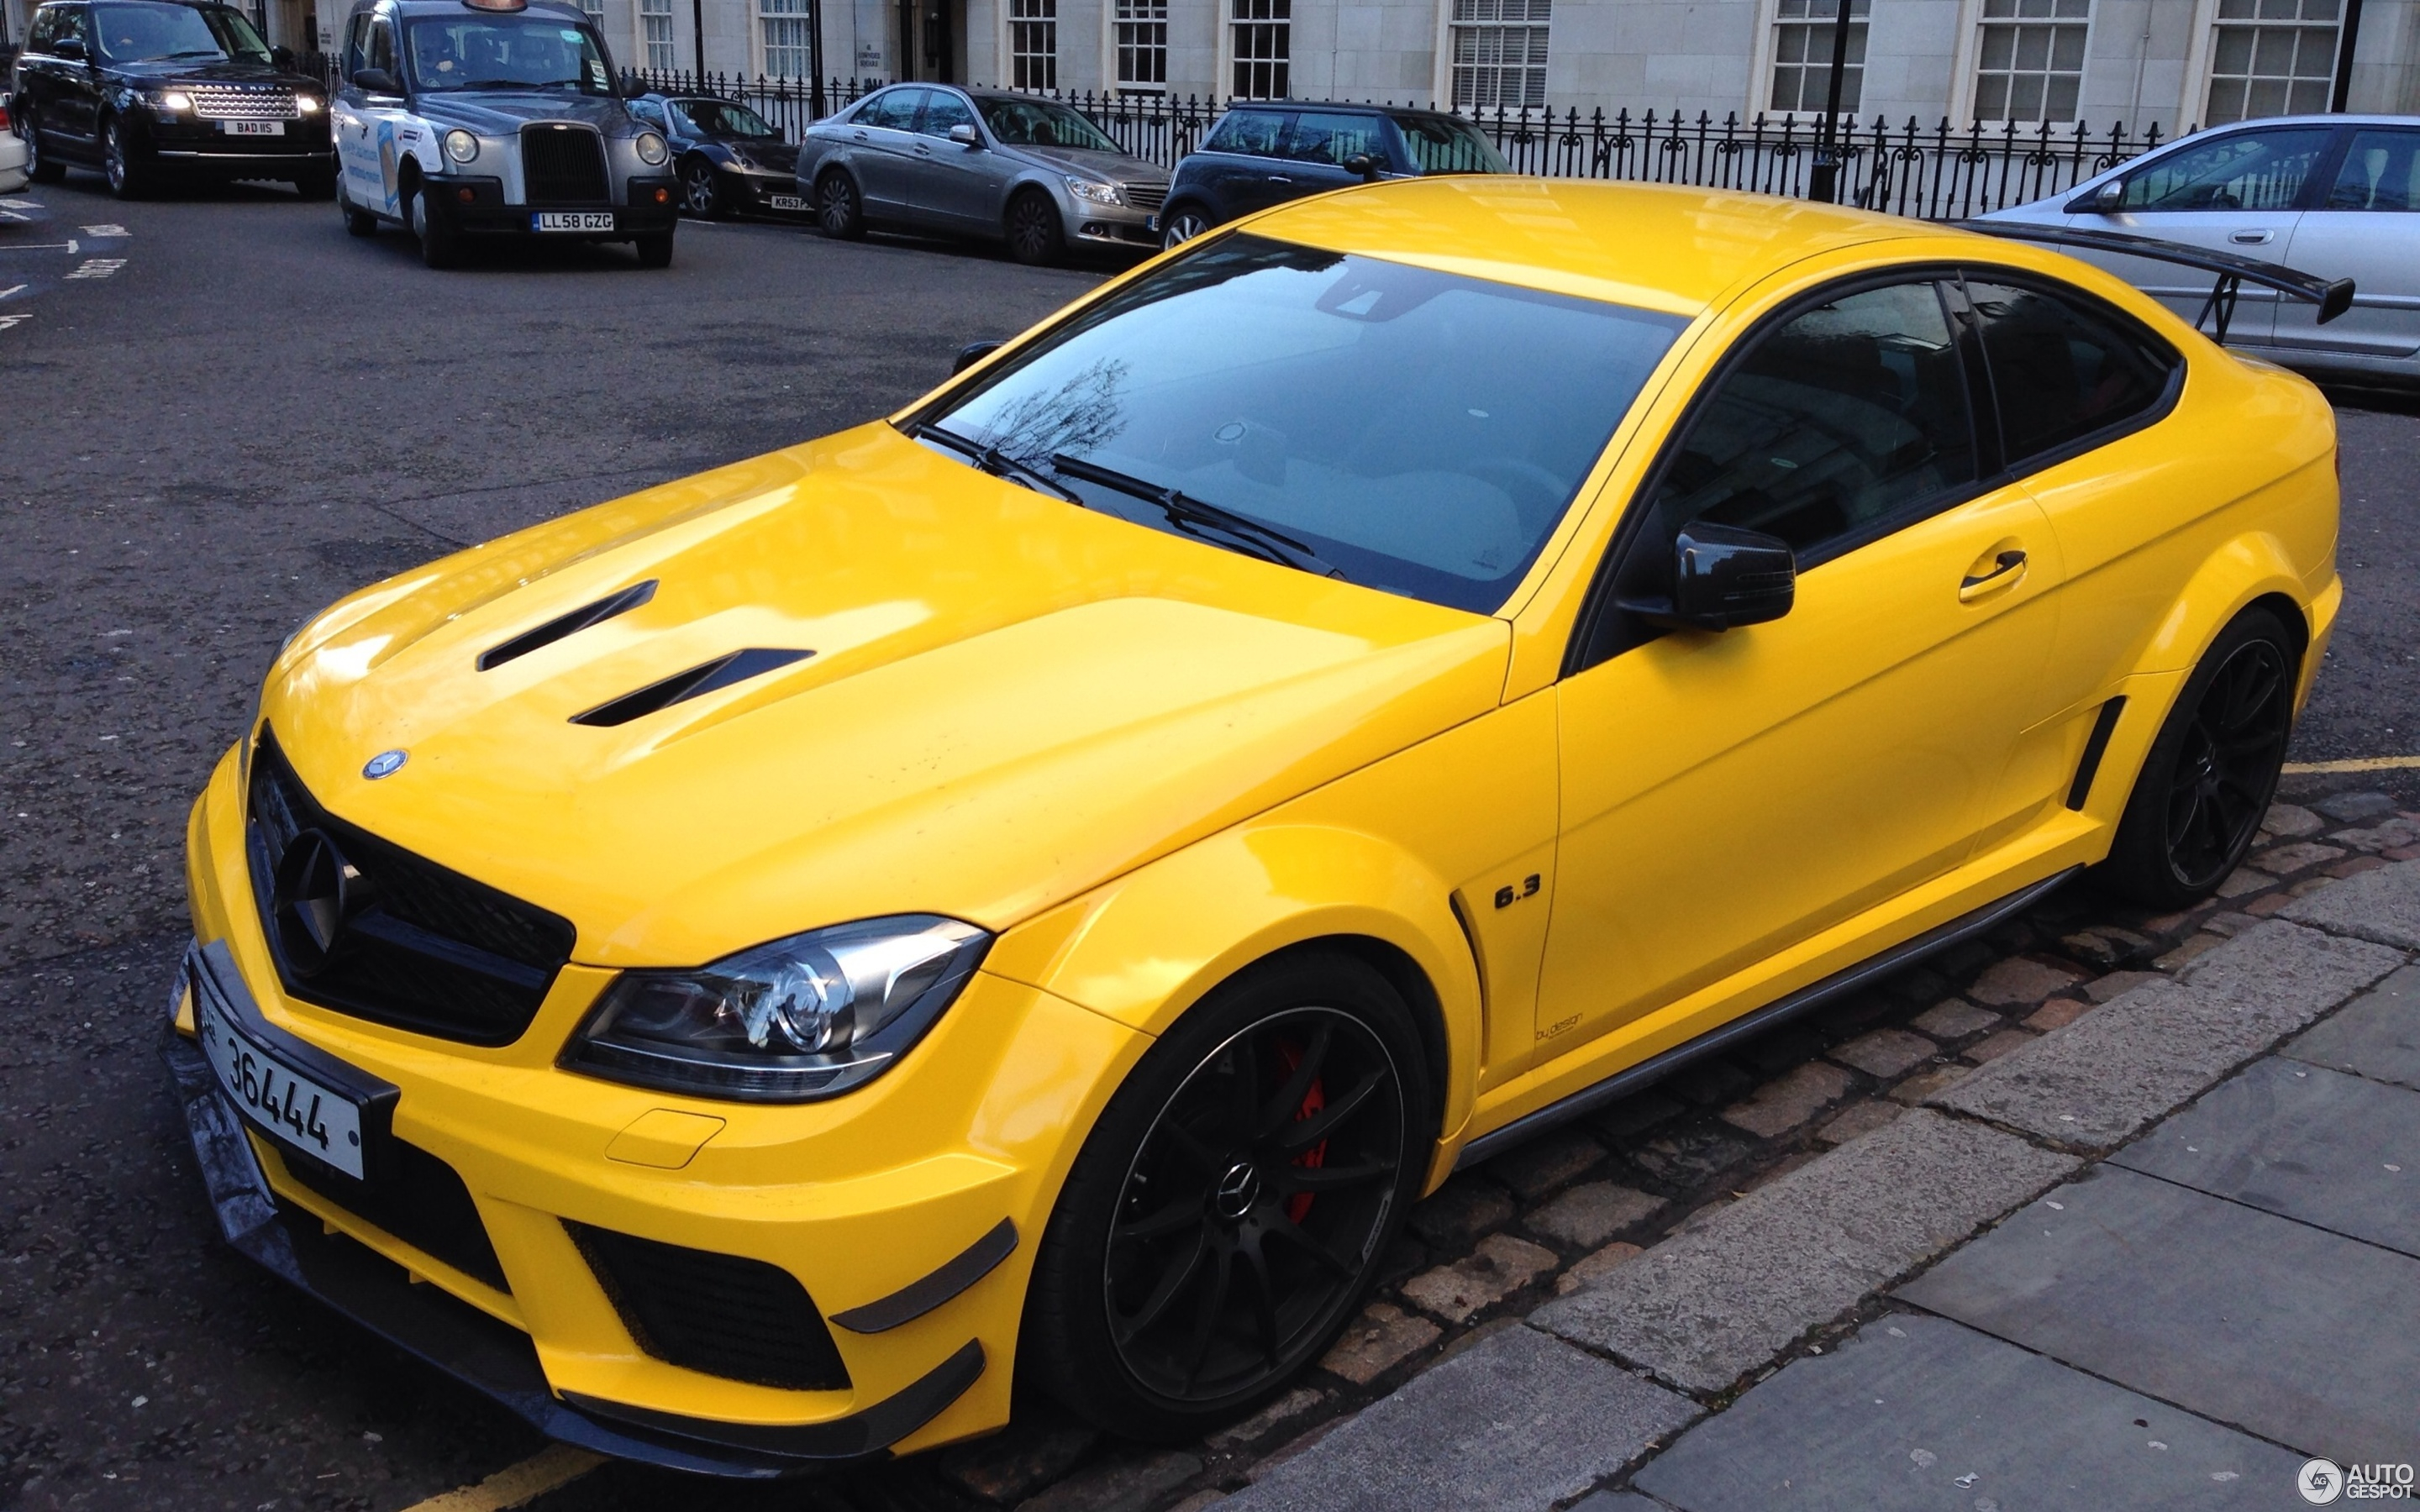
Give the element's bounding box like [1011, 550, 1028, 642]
[1205, 109, 1286, 156]
[28, 5, 60, 49]
[1965, 281, 2175, 469]
[855, 88, 923, 130]
[2325, 129, 2420, 211]
[1285, 111, 1386, 166]
[918, 90, 976, 139]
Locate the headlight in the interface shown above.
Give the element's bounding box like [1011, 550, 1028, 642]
[156, 90, 193, 112]
[1065, 176, 1122, 206]
[296, 95, 323, 114]
[635, 130, 669, 166]
[563, 916, 991, 1102]
[442, 129, 479, 164]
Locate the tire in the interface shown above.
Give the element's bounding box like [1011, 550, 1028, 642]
[293, 163, 336, 201]
[816, 170, 864, 239]
[2099, 606, 2299, 909]
[634, 230, 675, 269]
[679, 157, 725, 218]
[411, 182, 460, 270]
[1005, 186, 1065, 266]
[1021, 950, 1432, 1441]
[102, 114, 153, 200]
[1159, 204, 1213, 251]
[23, 108, 66, 185]
[339, 183, 379, 236]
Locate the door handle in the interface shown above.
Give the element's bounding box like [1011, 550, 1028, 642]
[852, 130, 867, 141]
[1959, 549, 2028, 601]
[2230, 229, 2274, 244]
[1267, 175, 1292, 184]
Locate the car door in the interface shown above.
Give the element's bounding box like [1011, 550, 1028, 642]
[1275, 110, 1384, 198]
[1533, 276, 2065, 1068]
[1196, 108, 1295, 220]
[2065, 123, 2335, 349]
[899, 87, 996, 230]
[338, 8, 408, 217]
[843, 87, 926, 216]
[47, 4, 101, 154]
[2273, 126, 2420, 365]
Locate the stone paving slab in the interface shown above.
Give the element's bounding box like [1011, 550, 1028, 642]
[1219, 1325, 1698, 1512]
[2286, 963, 2420, 1091]
[1631, 1314, 2299, 1511]
[1532, 1111, 2075, 1394]
[2283, 855, 2420, 949]
[1897, 1164, 2420, 1454]
[2112, 1057, 2420, 1258]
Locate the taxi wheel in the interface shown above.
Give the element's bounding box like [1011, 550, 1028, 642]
[2101, 606, 2297, 909]
[634, 232, 675, 270]
[1022, 950, 1428, 1441]
[1005, 188, 1064, 266]
[23, 108, 66, 185]
[680, 158, 726, 219]
[412, 185, 460, 270]
[102, 115, 153, 200]
[816, 171, 865, 239]
[339, 186, 379, 237]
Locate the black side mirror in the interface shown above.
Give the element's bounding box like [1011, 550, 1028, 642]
[1342, 152, 1381, 182]
[953, 339, 1003, 375]
[271, 44, 297, 69]
[353, 66, 400, 94]
[55, 35, 87, 60]
[1620, 522, 1796, 632]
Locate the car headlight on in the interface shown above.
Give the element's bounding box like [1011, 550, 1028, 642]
[1065, 175, 1123, 206]
[635, 130, 669, 166]
[155, 90, 194, 113]
[562, 916, 991, 1102]
[296, 95, 323, 114]
[442, 129, 480, 164]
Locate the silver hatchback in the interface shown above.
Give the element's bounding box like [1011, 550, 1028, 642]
[797, 86, 1168, 265]
[1986, 113, 2420, 386]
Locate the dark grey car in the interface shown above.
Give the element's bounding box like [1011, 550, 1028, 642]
[796, 85, 1167, 265]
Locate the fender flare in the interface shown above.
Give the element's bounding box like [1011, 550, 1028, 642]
[2132, 528, 2316, 685]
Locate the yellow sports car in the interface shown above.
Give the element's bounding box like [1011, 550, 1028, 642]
[167, 179, 2346, 1473]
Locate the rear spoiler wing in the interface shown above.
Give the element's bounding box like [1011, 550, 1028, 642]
[1951, 220, 2355, 345]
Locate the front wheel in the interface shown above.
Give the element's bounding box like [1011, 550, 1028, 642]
[412, 184, 460, 269]
[2099, 606, 2298, 908]
[633, 230, 675, 269]
[293, 163, 336, 201]
[816, 171, 864, 239]
[1021, 951, 1429, 1441]
[1159, 205, 1213, 250]
[1005, 187, 1065, 266]
[679, 158, 725, 218]
[23, 108, 66, 184]
[102, 115, 153, 199]
[339, 184, 380, 236]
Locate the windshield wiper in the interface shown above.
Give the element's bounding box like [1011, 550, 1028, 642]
[1048, 453, 1344, 580]
[910, 423, 1083, 504]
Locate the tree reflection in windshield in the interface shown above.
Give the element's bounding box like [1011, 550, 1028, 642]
[977, 359, 1129, 468]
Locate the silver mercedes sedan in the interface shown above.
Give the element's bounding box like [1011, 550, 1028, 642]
[797, 86, 1169, 265]
[1986, 113, 2420, 387]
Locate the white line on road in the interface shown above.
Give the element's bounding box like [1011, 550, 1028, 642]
[66, 258, 126, 280]
[0, 239, 77, 253]
[82, 223, 129, 237]
[0, 286, 24, 300]
[397, 1446, 602, 1512]
[0, 314, 29, 333]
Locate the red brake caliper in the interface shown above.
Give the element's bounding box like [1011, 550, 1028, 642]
[1276, 1040, 1327, 1222]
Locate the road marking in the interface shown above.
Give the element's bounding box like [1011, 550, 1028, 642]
[66, 258, 126, 280]
[2284, 754, 2420, 774]
[0, 313, 28, 333]
[0, 197, 39, 209]
[0, 286, 24, 300]
[0, 239, 76, 253]
[82, 223, 129, 237]
[397, 1446, 602, 1512]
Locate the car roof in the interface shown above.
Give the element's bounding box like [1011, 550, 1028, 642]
[2182, 112, 2420, 129]
[1218, 101, 1439, 118]
[1244, 177, 1954, 316]
[373, 0, 594, 18]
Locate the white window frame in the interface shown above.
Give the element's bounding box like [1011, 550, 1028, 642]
[1225, 0, 1289, 101]
[2200, 0, 2340, 123]
[1113, 0, 1168, 92]
[1762, 0, 1868, 118]
[1007, 0, 1056, 88]
[1969, 0, 2093, 123]
[758, 0, 813, 79]
[1445, 0, 1549, 113]
[637, 0, 675, 71]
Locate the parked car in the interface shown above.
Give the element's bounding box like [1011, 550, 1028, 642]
[0, 97, 29, 193]
[797, 83, 1168, 265]
[1986, 113, 2420, 386]
[1155, 101, 1508, 249]
[166, 177, 2341, 1471]
[624, 92, 802, 220]
[11, 0, 334, 199]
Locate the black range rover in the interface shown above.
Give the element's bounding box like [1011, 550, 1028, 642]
[11, 0, 334, 198]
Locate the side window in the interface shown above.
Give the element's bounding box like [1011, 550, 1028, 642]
[1633, 281, 1977, 566]
[366, 15, 396, 75]
[1285, 111, 1386, 165]
[344, 10, 370, 74]
[2324, 129, 2420, 212]
[918, 90, 976, 139]
[856, 88, 923, 131]
[28, 5, 60, 50]
[1965, 281, 2175, 468]
[2118, 127, 2331, 212]
[1205, 109, 1286, 157]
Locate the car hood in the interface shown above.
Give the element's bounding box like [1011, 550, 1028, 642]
[715, 138, 799, 171]
[1007, 143, 1167, 186]
[109, 59, 318, 86]
[262, 423, 1509, 968]
[412, 93, 633, 134]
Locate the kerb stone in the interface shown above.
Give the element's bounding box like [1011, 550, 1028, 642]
[2281, 858, 2420, 951]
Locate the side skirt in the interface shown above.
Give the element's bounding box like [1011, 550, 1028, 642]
[1453, 865, 2080, 1168]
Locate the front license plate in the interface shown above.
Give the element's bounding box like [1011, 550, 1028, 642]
[533, 211, 616, 232]
[223, 119, 286, 136]
[768, 193, 806, 211]
[195, 980, 367, 1178]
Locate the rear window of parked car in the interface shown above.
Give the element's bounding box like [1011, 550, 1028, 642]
[1965, 279, 2176, 467]
[1391, 114, 1509, 175]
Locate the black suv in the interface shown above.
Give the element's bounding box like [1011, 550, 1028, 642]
[12, 0, 334, 198]
[1156, 102, 1507, 248]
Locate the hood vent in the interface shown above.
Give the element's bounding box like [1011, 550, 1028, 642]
[571, 648, 814, 727]
[477, 580, 657, 671]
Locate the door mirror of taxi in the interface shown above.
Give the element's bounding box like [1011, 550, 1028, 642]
[950, 123, 981, 148]
[1343, 152, 1381, 181]
[353, 66, 401, 94]
[1620, 522, 1797, 632]
[954, 339, 1003, 375]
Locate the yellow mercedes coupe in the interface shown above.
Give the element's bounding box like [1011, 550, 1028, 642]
[167, 179, 2346, 1474]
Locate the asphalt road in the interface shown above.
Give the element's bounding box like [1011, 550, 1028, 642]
[1, 173, 2415, 1512]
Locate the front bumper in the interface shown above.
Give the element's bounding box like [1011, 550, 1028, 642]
[725, 164, 813, 215]
[145, 114, 333, 172]
[424, 174, 679, 239]
[1063, 194, 1159, 248]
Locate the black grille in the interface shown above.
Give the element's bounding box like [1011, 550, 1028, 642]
[246, 728, 575, 1047]
[520, 124, 610, 205]
[565, 1222, 851, 1392]
[279, 1137, 510, 1293]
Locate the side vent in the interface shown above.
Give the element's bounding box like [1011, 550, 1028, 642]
[2066, 696, 2129, 811]
[477, 580, 658, 671]
[564, 1221, 852, 1391]
[571, 648, 815, 727]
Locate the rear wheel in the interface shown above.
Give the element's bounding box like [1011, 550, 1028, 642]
[339, 183, 380, 236]
[102, 115, 153, 199]
[412, 183, 460, 269]
[2100, 606, 2298, 908]
[1159, 205, 1213, 250]
[679, 157, 725, 218]
[1005, 187, 1065, 266]
[24, 107, 66, 184]
[816, 170, 864, 239]
[293, 163, 336, 201]
[634, 230, 675, 269]
[1022, 951, 1428, 1441]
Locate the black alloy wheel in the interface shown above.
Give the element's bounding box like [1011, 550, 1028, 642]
[1023, 952, 1427, 1441]
[816, 170, 864, 239]
[102, 116, 151, 200]
[1159, 206, 1212, 250]
[24, 108, 66, 184]
[679, 157, 725, 218]
[1005, 187, 1065, 266]
[2102, 606, 2297, 907]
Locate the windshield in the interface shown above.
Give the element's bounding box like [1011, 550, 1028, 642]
[976, 96, 1122, 154]
[1392, 114, 1508, 175]
[676, 97, 776, 137]
[92, 2, 270, 63]
[405, 15, 614, 93]
[924, 235, 1685, 612]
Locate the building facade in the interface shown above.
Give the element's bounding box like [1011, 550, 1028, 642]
[8, 0, 2415, 134]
